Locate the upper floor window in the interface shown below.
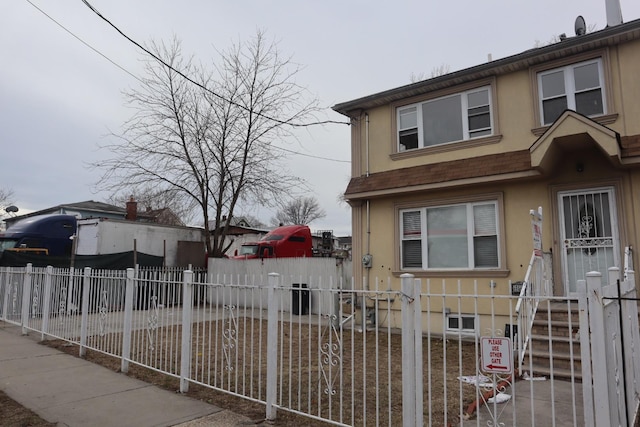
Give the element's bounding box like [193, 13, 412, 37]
[400, 201, 499, 270]
[538, 59, 605, 125]
[397, 86, 492, 151]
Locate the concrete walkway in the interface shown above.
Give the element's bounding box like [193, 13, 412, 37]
[459, 372, 584, 426]
[0, 323, 252, 427]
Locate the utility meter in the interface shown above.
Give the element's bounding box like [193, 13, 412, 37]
[362, 254, 373, 268]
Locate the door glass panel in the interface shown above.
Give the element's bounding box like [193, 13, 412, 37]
[561, 191, 615, 293]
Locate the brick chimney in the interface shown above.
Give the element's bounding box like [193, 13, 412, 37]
[125, 196, 137, 221]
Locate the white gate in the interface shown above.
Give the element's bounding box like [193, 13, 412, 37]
[578, 268, 640, 426]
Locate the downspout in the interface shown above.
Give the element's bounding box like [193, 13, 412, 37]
[363, 113, 372, 329]
[365, 113, 371, 291]
[365, 113, 370, 177]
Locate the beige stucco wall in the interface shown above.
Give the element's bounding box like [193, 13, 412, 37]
[347, 39, 640, 332]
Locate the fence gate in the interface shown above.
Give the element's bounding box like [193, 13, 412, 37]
[579, 268, 640, 427]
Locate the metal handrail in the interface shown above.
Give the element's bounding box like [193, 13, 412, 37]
[515, 251, 543, 372]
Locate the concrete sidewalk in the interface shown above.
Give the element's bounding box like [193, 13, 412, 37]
[0, 323, 252, 427]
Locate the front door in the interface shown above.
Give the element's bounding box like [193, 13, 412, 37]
[558, 187, 620, 295]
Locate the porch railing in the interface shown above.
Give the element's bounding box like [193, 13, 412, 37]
[515, 251, 548, 372]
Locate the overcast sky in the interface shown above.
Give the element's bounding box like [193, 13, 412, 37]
[2, 0, 640, 236]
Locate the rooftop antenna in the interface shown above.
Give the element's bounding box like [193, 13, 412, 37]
[575, 15, 586, 36]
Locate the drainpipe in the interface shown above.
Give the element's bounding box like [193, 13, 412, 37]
[365, 113, 370, 177]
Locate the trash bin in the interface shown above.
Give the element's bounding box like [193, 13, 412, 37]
[292, 283, 309, 315]
[504, 324, 518, 339]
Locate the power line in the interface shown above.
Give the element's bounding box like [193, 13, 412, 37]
[272, 145, 350, 163]
[80, 0, 351, 129]
[25, 0, 142, 84]
[24, 0, 351, 164]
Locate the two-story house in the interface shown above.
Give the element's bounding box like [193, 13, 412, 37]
[333, 16, 640, 334]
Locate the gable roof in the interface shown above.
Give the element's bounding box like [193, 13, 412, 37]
[8, 200, 125, 221]
[530, 110, 622, 173]
[333, 19, 640, 116]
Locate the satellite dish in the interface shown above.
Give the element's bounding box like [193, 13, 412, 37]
[5, 205, 18, 213]
[575, 15, 586, 36]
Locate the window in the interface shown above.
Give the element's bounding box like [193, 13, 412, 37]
[447, 314, 477, 334]
[397, 86, 492, 151]
[538, 59, 604, 125]
[400, 201, 499, 269]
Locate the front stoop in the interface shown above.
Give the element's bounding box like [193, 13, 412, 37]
[523, 301, 582, 381]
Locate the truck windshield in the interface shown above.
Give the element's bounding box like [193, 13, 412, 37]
[262, 234, 283, 241]
[239, 245, 258, 256]
[0, 239, 18, 252]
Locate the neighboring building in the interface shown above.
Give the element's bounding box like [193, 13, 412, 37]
[4, 201, 129, 229]
[333, 16, 640, 334]
[4, 199, 182, 228]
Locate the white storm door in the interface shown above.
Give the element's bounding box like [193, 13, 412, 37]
[558, 188, 619, 295]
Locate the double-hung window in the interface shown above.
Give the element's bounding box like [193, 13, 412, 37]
[397, 86, 492, 151]
[400, 201, 499, 270]
[538, 58, 605, 125]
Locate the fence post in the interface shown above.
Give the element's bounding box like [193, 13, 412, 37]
[586, 271, 611, 426]
[413, 277, 424, 427]
[401, 273, 417, 426]
[20, 264, 33, 335]
[41, 266, 53, 341]
[621, 270, 640, 422]
[577, 278, 595, 427]
[121, 268, 135, 373]
[180, 269, 193, 393]
[79, 267, 92, 357]
[1, 268, 10, 322]
[607, 267, 619, 287]
[266, 272, 279, 421]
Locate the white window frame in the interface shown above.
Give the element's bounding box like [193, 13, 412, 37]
[396, 86, 493, 151]
[537, 58, 605, 125]
[400, 200, 500, 270]
[446, 313, 477, 335]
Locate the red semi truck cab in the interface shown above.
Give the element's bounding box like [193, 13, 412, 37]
[233, 225, 313, 259]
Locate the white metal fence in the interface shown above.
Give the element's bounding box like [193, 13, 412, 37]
[1, 263, 638, 426]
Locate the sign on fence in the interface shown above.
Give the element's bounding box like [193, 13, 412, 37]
[481, 337, 513, 374]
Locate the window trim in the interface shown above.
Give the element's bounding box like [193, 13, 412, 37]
[390, 77, 501, 157]
[446, 313, 478, 336]
[529, 49, 614, 131]
[396, 86, 493, 151]
[395, 193, 507, 276]
[537, 58, 605, 125]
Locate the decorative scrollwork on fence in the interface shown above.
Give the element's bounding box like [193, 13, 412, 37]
[58, 282, 67, 321]
[146, 295, 159, 351]
[11, 281, 19, 316]
[222, 305, 238, 372]
[31, 283, 40, 319]
[319, 314, 342, 396]
[99, 289, 109, 337]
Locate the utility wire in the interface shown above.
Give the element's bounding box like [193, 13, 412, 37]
[25, 0, 142, 84]
[80, 0, 350, 129]
[272, 145, 350, 163]
[25, 0, 350, 164]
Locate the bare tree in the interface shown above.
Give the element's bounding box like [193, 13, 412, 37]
[273, 196, 326, 225]
[410, 63, 451, 83]
[94, 32, 318, 256]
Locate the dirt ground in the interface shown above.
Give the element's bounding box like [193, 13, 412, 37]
[41, 318, 481, 426]
[0, 390, 56, 427]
